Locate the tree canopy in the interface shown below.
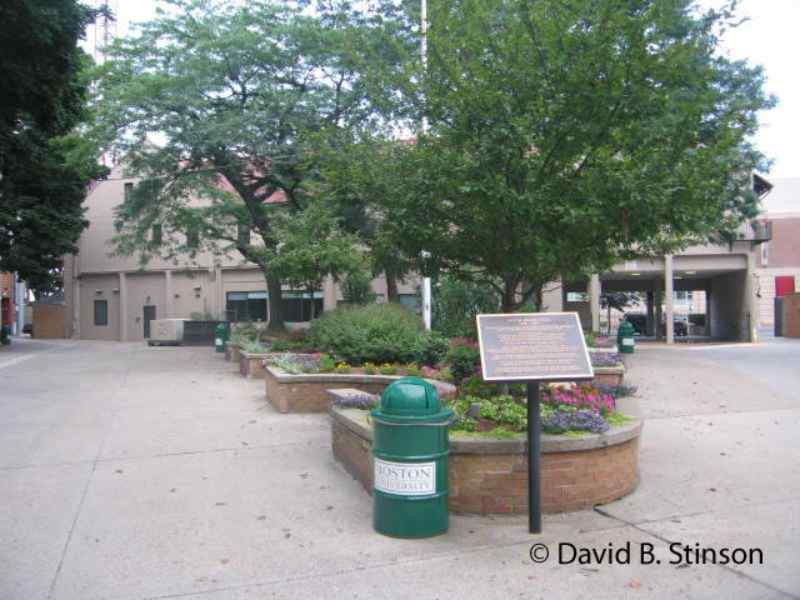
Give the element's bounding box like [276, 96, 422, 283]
[0, 0, 106, 293]
[96, 0, 411, 330]
[358, 0, 773, 311]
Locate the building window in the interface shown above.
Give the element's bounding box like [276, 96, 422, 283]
[94, 300, 108, 326]
[761, 241, 769, 267]
[398, 293, 420, 312]
[226, 291, 267, 322]
[124, 182, 133, 201]
[567, 292, 589, 303]
[282, 291, 324, 322]
[151, 223, 162, 246]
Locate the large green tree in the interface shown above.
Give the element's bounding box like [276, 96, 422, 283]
[0, 0, 106, 294]
[368, 0, 773, 312]
[97, 0, 409, 330]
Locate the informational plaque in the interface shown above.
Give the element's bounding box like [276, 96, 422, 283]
[476, 312, 594, 382]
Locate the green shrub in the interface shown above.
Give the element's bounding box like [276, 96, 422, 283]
[432, 274, 500, 338]
[308, 304, 425, 365]
[341, 269, 377, 305]
[412, 332, 450, 367]
[241, 339, 268, 354]
[446, 342, 481, 383]
[318, 354, 337, 373]
[230, 322, 260, 345]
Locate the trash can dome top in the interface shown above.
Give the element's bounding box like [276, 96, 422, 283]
[379, 377, 445, 417]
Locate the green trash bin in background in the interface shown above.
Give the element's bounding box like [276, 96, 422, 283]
[617, 320, 635, 354]
[372, 377, 452, 538]
[215, 322, 229, 353]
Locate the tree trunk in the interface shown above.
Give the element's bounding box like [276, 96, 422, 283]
[386, 271, 399, 303]
[501, 280, 516, 313]
[265, 273, 286, 333]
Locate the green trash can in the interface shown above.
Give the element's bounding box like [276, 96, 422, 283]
[214, 322, 229, 353]
[372, 377, 452, 538]
[618, 320, 635, 354]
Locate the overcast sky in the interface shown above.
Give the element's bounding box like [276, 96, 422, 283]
[84, 0, 800, 179]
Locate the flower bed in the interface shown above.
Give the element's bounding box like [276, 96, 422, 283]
[329, 389, 641, 515]
[265, 366, 457, 413]
[589, 350, 625, 386]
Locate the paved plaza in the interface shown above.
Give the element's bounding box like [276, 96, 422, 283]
[1, 338, 798, 599]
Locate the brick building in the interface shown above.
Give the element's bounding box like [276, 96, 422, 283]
[753, 178, 800, 327]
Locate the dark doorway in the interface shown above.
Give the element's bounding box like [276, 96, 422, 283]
[143, 305, 156, 338]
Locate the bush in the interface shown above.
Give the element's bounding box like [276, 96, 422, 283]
[412, 332, 450, 367]
[432, 274, 500, 338]
[445, 340, 481, 384]
[308, 304, 425, 364]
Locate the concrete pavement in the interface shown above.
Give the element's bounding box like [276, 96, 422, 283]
[1, 337, 798, 599]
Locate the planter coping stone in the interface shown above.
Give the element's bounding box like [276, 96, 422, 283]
[592, 365, 625, 375]
[267, 366, 457, 396]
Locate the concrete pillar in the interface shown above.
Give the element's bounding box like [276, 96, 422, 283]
[665, 255, 674, 344]
[323, 275, 337, 312]
[165, 270, 173, 318]
[73, 276, 81, 339]
[215, 266, 224, 319]
[589, 274, 601, 334]
[119, 272, 128, 341]
[655, 286, 663, 341]
[705, 285, 712, 337]
[645, 290, 655, 337]
[745, 252, 758, 343]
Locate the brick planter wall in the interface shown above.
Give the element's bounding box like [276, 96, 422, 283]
[224, 342, 242, 363]
[592, 365, 625, 387]
[330, 399, 641, 515]
[265, 367, 457, 413]
[239, 352, 269, 378]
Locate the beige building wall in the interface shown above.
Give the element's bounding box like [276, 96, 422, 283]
[65, 166, 420, 341]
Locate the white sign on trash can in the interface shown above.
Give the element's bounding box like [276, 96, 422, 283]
[374, 459, 436, 496]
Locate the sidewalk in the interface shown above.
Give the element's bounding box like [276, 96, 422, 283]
[1, 341, 798, 599]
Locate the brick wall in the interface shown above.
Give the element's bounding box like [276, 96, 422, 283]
[330, 406, 641, 515]
[239, 353, 268, 378]
[265, 368, 457, 414]
[783, 293, 800, 338]
[266, 369, 390, 413]
[32, 304, 66, 338]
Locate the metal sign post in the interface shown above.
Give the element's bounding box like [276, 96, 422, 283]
[476, 313, 594, 534]
[526, 381, 541, 533]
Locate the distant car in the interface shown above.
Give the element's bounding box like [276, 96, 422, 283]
[674, 319, 688, 337]
[22, 323, 32, 334]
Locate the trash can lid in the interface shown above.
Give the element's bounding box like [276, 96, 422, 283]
[378, 377, 444, 417]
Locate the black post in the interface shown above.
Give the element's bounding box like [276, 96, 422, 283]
[527, 381, 542, 534]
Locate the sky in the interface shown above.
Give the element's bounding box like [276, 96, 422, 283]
[84, 0, 800, 179]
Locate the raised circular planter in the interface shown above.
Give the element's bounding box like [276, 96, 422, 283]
[224, 341, 242, 363]
[265, 366, 457, 413]
[329, 391, 641, 515]
[240, 351, 270, 378]
[591, 364, 625, 387]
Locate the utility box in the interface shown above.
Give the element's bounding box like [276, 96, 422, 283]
[372, 377, 452, 538]
[148, 319, 186, 346]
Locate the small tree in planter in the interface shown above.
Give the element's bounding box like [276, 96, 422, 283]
[266, 203, 365, 320]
